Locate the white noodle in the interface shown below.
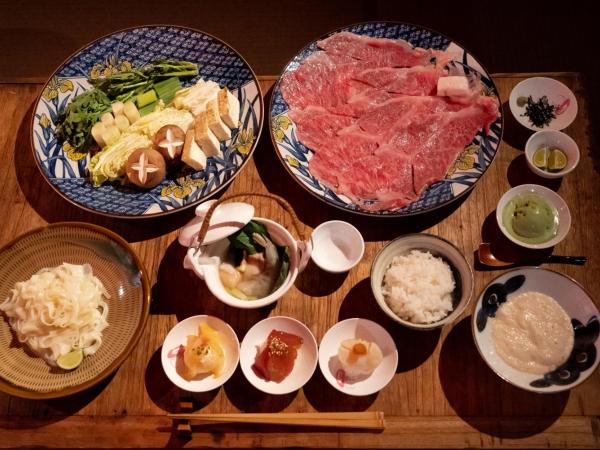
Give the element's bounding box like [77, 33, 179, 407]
[0, 263, 109, 365]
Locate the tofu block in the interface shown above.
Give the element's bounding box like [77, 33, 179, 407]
[437, 76, 470, 97]
[194, 112, 220, 157]
[182, 129, 207, 171]
[218, 87, 240, 129]
[206, 99, 231, 141]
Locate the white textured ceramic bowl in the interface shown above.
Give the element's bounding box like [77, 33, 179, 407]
[318, 318, 397, 396]
[509, 77, 577, 131]
[310, 220, 364, 273]
[472, 267, 600, 393]
[496, 184, 571, 250]
[524, 130, 580, 179]
[161, 315, 240, 392]
[239, 316, 318, 395]
[370, 233, 474, 330]
[184, 217, 311, 309]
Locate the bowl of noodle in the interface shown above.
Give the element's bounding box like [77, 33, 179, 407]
[0, 222, 150, 399]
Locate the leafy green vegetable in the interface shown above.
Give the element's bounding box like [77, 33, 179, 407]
[228, 221, 269, 255]
[89, 60, 198, 103]
[272, 246, 290, 292]
[55, 89, 112, 151]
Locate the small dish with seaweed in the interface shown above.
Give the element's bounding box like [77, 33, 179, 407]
[472, 267, 599, 393]
[509, 77, 577, 131]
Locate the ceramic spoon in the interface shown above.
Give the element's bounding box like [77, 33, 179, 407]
[478, 243, 587, 267]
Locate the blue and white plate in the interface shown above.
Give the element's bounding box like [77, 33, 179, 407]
[31, 26, 263, 218]
[269, 22, 503, 217]
[472, 267, 599, 393]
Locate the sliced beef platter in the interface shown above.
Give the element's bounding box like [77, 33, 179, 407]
[280, 31, 499, 212]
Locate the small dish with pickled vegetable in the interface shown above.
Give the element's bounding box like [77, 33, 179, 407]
[509, 77, 577, 131]
[525, 130, 579, 179]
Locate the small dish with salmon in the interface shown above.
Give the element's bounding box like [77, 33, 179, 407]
[239, 316, 318, 395]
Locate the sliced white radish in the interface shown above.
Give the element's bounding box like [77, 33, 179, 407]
[91, 122, 107, 148]
[114, 114, 129, 132]
[101, 125, 121, 146]
[111, 101, 125, 116]
[123, 101, 141, 124]
[101, 112, 115, 126]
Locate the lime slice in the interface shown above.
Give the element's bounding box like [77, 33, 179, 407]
[57, 349, 83, 370]
[548, 148, 567, 172]
[533, 147, 548, 169]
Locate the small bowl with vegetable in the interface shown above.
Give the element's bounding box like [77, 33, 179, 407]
[180, 194, 312, 309]
[509, 77, 577, 131]
[496, 184, 571, 250]
[525, 130, 579, 179]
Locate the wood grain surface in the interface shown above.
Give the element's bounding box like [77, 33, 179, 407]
[0, 74, 598, 448]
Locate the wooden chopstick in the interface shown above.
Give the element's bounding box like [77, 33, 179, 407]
[168, 411, 385, 430]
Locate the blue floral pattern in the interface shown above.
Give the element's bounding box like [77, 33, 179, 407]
[269, 22, 503, 216]
[32, 26, 263, 217]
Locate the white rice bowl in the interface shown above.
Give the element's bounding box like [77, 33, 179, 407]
[382, 250, 455, 324]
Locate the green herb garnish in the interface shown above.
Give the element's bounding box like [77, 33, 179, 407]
[55, 89, 112, 151]
[521, 95, 556, 128]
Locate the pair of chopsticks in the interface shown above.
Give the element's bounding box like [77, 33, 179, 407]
[168, 411, 385, 430]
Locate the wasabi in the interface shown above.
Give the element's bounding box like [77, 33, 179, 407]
[502, 193, 558, 244]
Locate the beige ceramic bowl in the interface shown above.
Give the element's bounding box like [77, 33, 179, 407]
[0, 222, 150, 399]
[370, 233, 474, 330]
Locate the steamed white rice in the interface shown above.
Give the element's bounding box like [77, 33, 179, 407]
[382, 250, 455, 324]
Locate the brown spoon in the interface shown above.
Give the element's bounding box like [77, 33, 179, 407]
[478, 243, 587, 267]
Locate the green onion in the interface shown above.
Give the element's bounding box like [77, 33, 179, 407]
[138, 101, 158, 117]
[136, 90, 158, 108]
[154, 77, 182, 105]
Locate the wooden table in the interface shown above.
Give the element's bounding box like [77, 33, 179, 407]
[0, 73, 598, 448]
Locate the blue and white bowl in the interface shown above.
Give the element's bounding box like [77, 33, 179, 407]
[269, 21, 503, 217]
[31, 25, 263, 218]
[472, 267, 600, 393]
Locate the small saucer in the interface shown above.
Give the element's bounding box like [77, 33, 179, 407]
[161, 315, 240, 392]
[509, 77, 577, 131]
[239, 316, 318, 395]
[318, 318, 397, 396]
[310, 220, 364, 273]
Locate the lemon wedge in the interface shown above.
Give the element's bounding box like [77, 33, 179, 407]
[57, 349, 83, 370]
[548, 148, 567, 172]
[533, 147, 548, 169]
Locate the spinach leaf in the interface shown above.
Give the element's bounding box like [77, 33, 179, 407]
[227, 220, 270, 255]
[272, 246, 290, 292]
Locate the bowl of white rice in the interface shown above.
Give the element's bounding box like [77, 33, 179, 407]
[370, 234, 473, 330]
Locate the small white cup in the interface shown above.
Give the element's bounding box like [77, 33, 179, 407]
[525, 130, 580, 179]
[310, 221, 364, 273]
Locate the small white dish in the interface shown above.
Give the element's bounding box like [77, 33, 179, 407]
[370, 233, 473, 330]
[239, 316, 318, 395]
[318, 318, 397, 396]
[496, 184, 571, 250]
[509, 77, 577, 131]
[161, 315, 240, 392]
[472, 267, 600, 393]
[525, 130, 580, 179]
[310, 220, 364, 273]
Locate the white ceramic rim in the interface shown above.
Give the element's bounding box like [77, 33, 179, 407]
[524, 130, 580, 179]
[318, 318, 398, 396]
[310, 220, 365, 273]
[495, 184, 571, 250]
[370, 233, 474, 330]
[471, 267, 600, 394]
[239, 316, 318, 395]
[160, 315, 240, 392]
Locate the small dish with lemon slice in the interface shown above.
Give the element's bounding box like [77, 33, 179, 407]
[525, 130, 579, 179]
